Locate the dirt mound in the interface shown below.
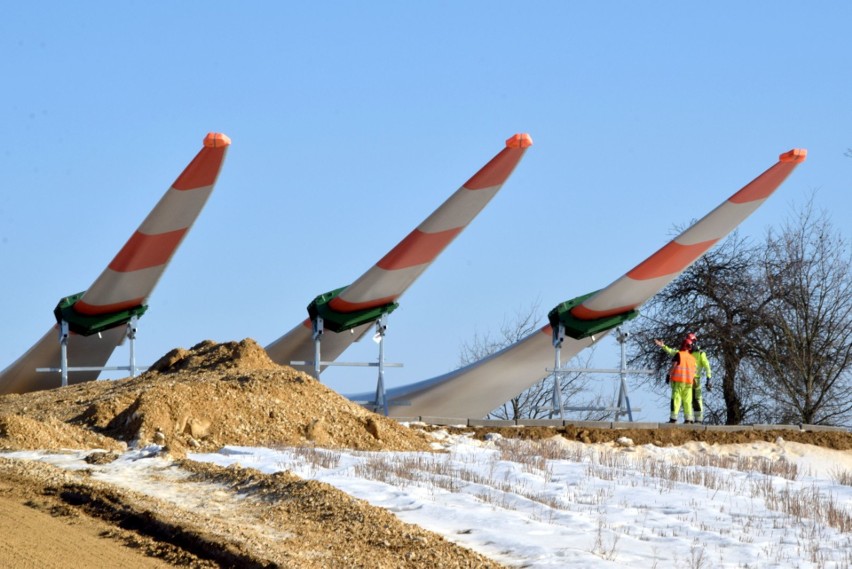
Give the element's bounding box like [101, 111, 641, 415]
[0, 339, 432, 456]
[178, 460, 505, 568]
[148, 338, 277, 374]
[0, 414, 125, 452]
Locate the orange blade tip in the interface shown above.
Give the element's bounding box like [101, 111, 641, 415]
[204, 132, 232, 148]
[506, 133, 533, 149]
[779, 148, 806, 163]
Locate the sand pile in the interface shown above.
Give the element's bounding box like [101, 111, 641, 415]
[146, 338, 277, 374]
[0, 414, 125, 452]
[0, 339, 432, 456]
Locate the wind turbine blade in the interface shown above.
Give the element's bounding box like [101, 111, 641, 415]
[266, 134, 533, 370]
[0, 133, 230, 395]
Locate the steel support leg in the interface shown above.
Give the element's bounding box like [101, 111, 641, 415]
[616, 376, 634, 422]
[59, 320, 69, 387]
[127, 315, 138, 377]
[312, 316, 324, 380]
[551, 324, 565, 420]
[615, 327, 634, 422]
[373, 313, 389, 416]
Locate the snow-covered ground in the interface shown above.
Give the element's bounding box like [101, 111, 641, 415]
[8, 431, 852, 568]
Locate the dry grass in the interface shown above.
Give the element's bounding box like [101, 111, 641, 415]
[266, 434, 852, 567]
[831, 467, 852, 487]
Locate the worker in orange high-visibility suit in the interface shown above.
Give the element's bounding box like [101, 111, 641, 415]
[655, 337, 697, 424]
[657, 333, 712, 422]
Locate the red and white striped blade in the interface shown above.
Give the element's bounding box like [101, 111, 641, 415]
[0, 133, 230, 395]
[571, 149, 806, 320]
[328, 133, 532, 314]
[265, 134, 532, 369]
[359, 149, 806, 418]
[74, 132, 230, 316]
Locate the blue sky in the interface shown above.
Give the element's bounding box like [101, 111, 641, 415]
[2, 3, 850, 419]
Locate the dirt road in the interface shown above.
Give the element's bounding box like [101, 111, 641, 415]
[0, 483, 173, 569]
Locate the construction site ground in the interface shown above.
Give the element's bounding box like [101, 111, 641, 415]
[1, 339, 849, 568]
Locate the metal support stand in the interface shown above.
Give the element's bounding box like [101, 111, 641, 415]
[614, 328, 633, 422]
[295, 312, 401, 415]
[40, 317, 149, 386]
[373, 313, 389, 416]
[547, 326, 652, 422]
[127, 315, 138, 378]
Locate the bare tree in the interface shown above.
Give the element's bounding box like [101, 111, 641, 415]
[457, 302, 606, 420]
[753, 198, 852, 425]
